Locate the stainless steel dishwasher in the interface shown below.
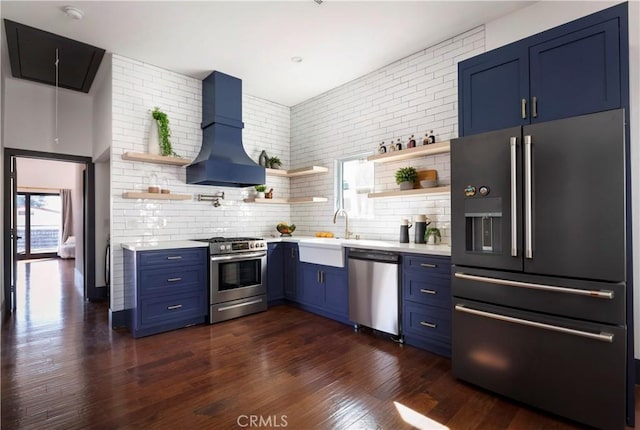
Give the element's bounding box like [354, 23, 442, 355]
[348, 248, 401, 337]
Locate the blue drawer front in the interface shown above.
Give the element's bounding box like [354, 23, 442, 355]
[138, 248, 206, 268]
[139, 292, 207, 327]
[403, 301, 451, 345]
[403, 255, 451, 275]
[139, 266, 205, 297]
[403, 276, 451, 309]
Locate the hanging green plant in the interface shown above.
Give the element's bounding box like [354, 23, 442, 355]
[151, 107, 179, 157]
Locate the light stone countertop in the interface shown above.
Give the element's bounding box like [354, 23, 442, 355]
[266, 236, 451, 257]
[120, 240, 209, 252]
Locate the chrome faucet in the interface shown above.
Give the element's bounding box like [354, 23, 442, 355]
[333, 208, 350, 239]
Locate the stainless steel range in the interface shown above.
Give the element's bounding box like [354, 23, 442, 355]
[195, 237, 267, 323]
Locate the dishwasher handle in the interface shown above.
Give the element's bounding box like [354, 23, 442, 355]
[348, 249, 400, 264]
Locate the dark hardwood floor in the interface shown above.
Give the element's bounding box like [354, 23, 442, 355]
[2, 259, 637, 429]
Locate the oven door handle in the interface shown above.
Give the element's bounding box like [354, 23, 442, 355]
[210, 251, 267, 262]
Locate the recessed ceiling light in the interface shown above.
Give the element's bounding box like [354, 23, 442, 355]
[291, 56, 303, 63]
[314, 0, 323, 4]
[62, 6, 84, 20]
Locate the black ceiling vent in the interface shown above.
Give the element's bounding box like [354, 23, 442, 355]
[4, 19, 105, 93]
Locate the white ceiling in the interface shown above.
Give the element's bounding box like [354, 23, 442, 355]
[1, 1, 534, 107]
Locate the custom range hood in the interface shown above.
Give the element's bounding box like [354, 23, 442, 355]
[187, 71, 265, 187]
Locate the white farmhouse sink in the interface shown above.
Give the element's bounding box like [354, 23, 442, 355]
[298, 238, 345, 268]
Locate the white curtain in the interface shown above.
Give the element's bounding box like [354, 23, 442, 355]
[57, 189, 74, 258]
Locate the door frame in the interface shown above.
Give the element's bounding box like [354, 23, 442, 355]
[3, 148, 99, 313]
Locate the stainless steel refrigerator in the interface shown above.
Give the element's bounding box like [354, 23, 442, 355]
[451, 109, 627, 430]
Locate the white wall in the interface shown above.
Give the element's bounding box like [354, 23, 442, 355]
[289, 27, 485, 242]
[110, 55, 291, 312]
[3, 77, 93, 156]
[484, 0, 640, 362]
[93, 54, 112, 290]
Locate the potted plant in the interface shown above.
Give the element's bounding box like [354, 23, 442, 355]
[267, 156, 282, 169]
[151, 107, 179, 157]
[395, 167, 418, 190]
[425, 227, 441, 245]
[255, 184, 267, 199]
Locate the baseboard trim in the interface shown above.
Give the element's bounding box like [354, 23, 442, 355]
[89, 286, 109, 302]
[110, 309, 126, 329]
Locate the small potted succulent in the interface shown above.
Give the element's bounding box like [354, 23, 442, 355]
[255, 184, 267, 199]
[267, 156, 282, 169]
[395, 167, 418, 190]
[425, 227, 442, 245]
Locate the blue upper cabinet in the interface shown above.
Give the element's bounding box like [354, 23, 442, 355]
[458, 2, 628, 136]
[459, 44, 529, 136]
[529, 19, 621, 123]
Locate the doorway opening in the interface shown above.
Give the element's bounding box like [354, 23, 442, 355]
[3, 148, 98, 315]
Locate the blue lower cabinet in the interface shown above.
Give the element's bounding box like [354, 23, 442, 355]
[124, 247, 208, 338]
[267, 243, 285, 304]
[402, 253, 452, 357]
[283, 244, 298, 300]
[298, 262, 349, 324]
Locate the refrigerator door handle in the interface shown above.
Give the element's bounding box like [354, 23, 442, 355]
[524, 135, 533, 259]
[510, 137, 518, 257]
[455, 304, 614, 343]
[454, 272, 614, 299]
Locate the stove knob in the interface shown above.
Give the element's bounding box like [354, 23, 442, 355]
[250, 243, 255, 249]
[220, 245, 226, 251]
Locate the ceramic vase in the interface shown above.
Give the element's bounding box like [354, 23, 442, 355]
[148, 121, 161, 155]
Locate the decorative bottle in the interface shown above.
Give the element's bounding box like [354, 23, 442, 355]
[408, 135, 416, 148]
[422, 133, 430, 145]
[395, 138, 402, 151]
[427, 130, 436, 144]
[378, 142, 387, 154]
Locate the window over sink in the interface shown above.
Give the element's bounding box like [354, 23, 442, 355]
[335, 154, 374, 219]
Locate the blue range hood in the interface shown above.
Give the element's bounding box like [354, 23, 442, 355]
[187, 71, 265, 187]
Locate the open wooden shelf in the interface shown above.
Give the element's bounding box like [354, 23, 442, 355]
[266, 165, 329, 178]
[121, 152, 191, 166]
[244, 197, 328, 204]
[366, 141, 450, 163]
[367, 186, 451, 199]
[122, 192, 191, 200]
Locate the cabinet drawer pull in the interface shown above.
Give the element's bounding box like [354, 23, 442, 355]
[166, 256, 182, 260]
[420, 289, 437, 295]
[420, 321, 437, 329]
[532, 96, 538, 118]
[167, 304, 183, 310]
[420, 263, 437, 268]
[521, 98, 527, 119]
[167, 277, 182, 282]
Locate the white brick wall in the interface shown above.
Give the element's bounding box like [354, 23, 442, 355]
[110, 55, 290, 311]
[289, 27, 485, 242]
[109, 27, 483, 311]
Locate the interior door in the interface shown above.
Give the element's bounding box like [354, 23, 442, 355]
[8, 156, 18, 312]
[451, 127, 523, 271]
[523, 109, 625, 282]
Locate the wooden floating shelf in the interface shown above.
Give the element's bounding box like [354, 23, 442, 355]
[244, 197, 328, 204]
[367, 186, 451, 199]
[266, 165, 329, 177]
[122, 192, 191, 200]
[366, 141, 450, 163]
[121, 152, 191, 166]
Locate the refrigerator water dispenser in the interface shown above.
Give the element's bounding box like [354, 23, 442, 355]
[464, 197, 502, 254]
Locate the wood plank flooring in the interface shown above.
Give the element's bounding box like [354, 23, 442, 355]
[2, 259, 638, 429]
